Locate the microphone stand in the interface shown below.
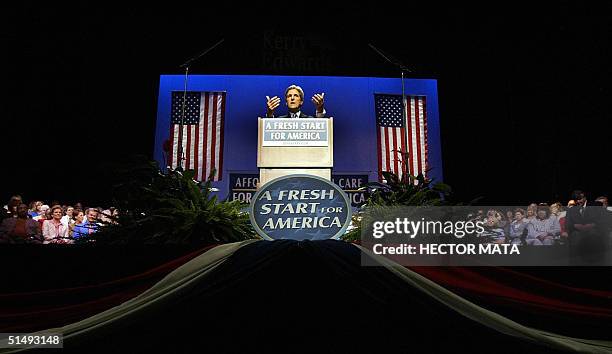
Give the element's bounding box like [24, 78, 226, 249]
[368, 43, 414, 182]
[175, 38, 225, 172]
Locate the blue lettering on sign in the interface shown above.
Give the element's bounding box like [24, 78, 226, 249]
[250, 175, 352, 240]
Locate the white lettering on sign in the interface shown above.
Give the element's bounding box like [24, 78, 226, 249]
[350, 193, 365, 205]
[232, 192, 252, 203]
[262, 216, 343, 229]
[259, 202, 320, 215]
[339, 178, 362, 189]
[272, 121, 299, 130]
[285, 132, 321, 140]
[234, 177, 258, 188]
[277, 189, 334, 200]
[258, 191, 272, 201]
[299, 122, 325, 130]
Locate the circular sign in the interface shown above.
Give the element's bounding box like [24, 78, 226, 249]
[249, 174, 352, 240]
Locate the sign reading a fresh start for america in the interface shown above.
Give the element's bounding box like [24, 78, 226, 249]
[262, 118, 329, 146]
[249, 175, 352, 240]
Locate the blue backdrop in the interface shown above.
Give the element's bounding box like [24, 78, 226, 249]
[154, 75, 441, 199]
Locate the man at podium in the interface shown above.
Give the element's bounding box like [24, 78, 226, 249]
[266, 84, 327, 118]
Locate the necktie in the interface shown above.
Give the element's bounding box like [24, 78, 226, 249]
[291, 112, 297, 118]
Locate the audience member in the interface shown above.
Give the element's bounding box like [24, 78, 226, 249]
[525, 203, 538, 223]
[33, 205, 50, 221]
[110, 207, 119, 224]
[69, 209, 85, 238]
[526, 205, 560, 245]
[35, 205, 51, 231]
[565, 190, 608, 264]
[595, 196, 611, 213]
[61, 206, 74, 227]
[1, 190, 608, 250]
[42, 205, 70, 244]
[0, 203, 43, 243]
[28, 201, 43, 218]
[507, 208, 528, 245]
[1, 195, 23, 220]
[550, 202, 568, 240]
[99, 208, 111, 224]
[72, 208, 99, 240]
[482, 209, 506, 243]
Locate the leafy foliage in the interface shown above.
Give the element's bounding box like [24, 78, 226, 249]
[363, 171, 451, 207]
[342, 171, 452, 242]
[92, 157, 257, 245]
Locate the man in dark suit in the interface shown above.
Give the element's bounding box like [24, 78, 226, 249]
[564, 190, 610, 265]
[265, 85, 326, 118]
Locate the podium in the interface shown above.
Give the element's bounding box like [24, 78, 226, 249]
[257, 117, 333, 187]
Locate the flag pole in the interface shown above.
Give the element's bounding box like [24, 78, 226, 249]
[368, 43, 413, 182]
[400, 69, 408, 182]
[176, 65, 189, 172]
[175, 39, 225, 172]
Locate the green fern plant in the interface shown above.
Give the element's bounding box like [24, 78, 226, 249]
[342, 170, 451, 242]
[92, 157, 257, 245]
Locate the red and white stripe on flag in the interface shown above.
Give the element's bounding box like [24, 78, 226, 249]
[377, 125, 406, 181]
[377, 96, 427, 181]
[169, 92, 225, 181]
[405, 96, 428, 179]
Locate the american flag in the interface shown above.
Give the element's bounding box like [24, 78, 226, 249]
[169, 91, 225, 181]
[375, 94, 428, 181]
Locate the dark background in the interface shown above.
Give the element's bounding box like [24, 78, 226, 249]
[2, 3, 610, 206]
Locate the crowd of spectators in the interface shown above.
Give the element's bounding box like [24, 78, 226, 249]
[2, 193, 610, 247]
[0, 195, 118, 244]
[470, 195, 611, 246]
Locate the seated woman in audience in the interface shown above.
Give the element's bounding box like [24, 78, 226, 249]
[35, 205, 50, 230]
[0, 203, 43, 243]
[32, 204, 51, 221]
[69, 209, 85, 238]
[525, 203, 538, 224]
[507, 208, 528, 245]
[551, 202, 568, 240]
[28, 201, 43, 218]
[526, 205, 560, 245]
[550, 202, 562, 218]
[42, 205, 71, 244]
[61, 206, 74, 227]
[550, 202, 567, 238]
[483, 209, 506, 243]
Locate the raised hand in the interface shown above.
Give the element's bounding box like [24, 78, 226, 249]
[266, 95, 281, 117]
[311, 93, 325, 113]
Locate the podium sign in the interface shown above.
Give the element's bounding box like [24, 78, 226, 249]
[257, 117, 333, 185]
[262, 118, 329, 147]
[257, 118, 333, 168]
[250, 175, 352, 240]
